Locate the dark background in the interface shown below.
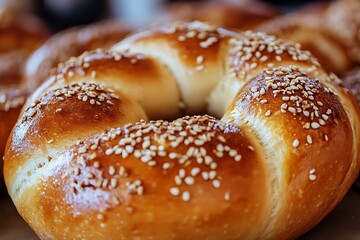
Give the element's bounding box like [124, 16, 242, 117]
[27, 0, 331, 32]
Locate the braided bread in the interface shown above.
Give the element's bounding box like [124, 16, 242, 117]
[4, 21, 360, 239]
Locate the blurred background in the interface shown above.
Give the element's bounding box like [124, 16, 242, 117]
[0, 0, 331, 32]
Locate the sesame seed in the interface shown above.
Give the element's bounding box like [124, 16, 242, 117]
[307, 135, 313, 144]
[163, 162, 171, 170]
[184, 176, 195, 185]
[170, 187, 180, 196]
[191, 167, 200, 176]
[218, 136, 226, 143]
[265, 110, 271, 117]
[212, 179, 221, 188]
[78, 146, 87, 154]
[148, 161, 157, 166]
[309, 174, 317, 181]
[182, 191, 190, 201]
[324, 135, 329, 141]
[137, 186, 144, 195]
[234, 155, 242, 162]
[93, 161, 100, 168]
[224, 192, 230, 201]
[179, 169, 186, 178]
[109, 166, 116, 175]
[174, 175, 182, 185]
[319, 119, 326, 126]
[105, 148, 113, 155]
[311, 122, 320, 129]
[292, 139, 300, 148]
[169, 152, 177, 159]
[247, 145, 255, 151]
[229, 150, 237, 157]
[202, 172, 209, 181]
[125, 145, 134, 153]
[209, 170, 217, 180]
[195, 65, 205, 72]
[178, 35, 186, 41]
[111, 178, 118, 188]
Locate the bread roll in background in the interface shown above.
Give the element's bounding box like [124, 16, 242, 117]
[0, 7, 49, 186]
[24, 20, 132, 92]
[257, 0, 360, 75]
[157, 0, 279, 31]
[342, 67, 360, 190]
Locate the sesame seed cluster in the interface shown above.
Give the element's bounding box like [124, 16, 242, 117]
[21, 82, 119, 123]
[0, 88, 26, 112]
[69, 115, 250, 205]
[228, 31, 320, 78]
[160, 21, 220, 49]
[162, 21, 221, 73]
[241, 66, 335, 148]
[54, 49, 141, 84]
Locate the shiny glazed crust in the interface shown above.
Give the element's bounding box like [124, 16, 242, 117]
[4, 21, 360, 239]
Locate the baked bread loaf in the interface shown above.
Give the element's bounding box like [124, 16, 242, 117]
[342, 68, 360, 190]
[4, 21, 360, 239]
[0, 7, 48, 184]
[158, 0, 279, 31]
[24, 20, 131, 92]
[257, 0, 360, 75]
[343, 68, 360, 106]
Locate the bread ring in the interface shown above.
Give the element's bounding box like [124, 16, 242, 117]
[4, 21, 360, 239]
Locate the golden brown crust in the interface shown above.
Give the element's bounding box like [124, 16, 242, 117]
[224, 66, 354, 239]
[27, 49, 182, 120]
[24, 20, 131, 91]
[4, 21, 360, 239]
[15, 116, 269, 239]
[5, 82, 147, 178]
[158, 0, 279, 31]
